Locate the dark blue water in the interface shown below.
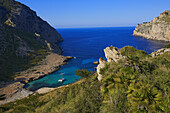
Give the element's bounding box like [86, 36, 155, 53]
[26, 27, 167, 91]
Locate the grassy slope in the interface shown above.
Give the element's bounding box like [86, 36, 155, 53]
[0, 46, 169, 113]
[0, 75, 102, 113]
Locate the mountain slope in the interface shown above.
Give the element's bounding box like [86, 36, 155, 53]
[133, 11, 170, 41]
[0, 0, 63, 81]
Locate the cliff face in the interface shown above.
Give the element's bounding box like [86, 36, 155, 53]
[97, 46, 125, 81]
[6, 1, 63, 43]
[0, 0, 63, 81]
[0, 0, 62, 54]
[133, 11, 170, 41]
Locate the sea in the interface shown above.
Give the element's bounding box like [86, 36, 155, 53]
[25, 27, 168, 91]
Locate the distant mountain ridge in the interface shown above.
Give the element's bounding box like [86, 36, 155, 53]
[133, 10, 170, 41]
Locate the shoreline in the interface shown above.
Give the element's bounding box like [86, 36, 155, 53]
[133, 32, 170, 42]
[35, 78, 85, 94]
[0, 53, 73, 105]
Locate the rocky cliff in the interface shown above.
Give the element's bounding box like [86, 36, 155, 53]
[0, 0, 62, 54]
[97, 46, 125, 81]
[133, 10, 170, 41]
[0, 0, 63, 81]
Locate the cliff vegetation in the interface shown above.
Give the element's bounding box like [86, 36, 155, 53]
[0, 46, 169, 113]
[0, 0, 62, 82]
[133, 10, 170, 41]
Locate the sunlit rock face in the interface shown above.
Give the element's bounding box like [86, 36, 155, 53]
[97, 46, 124, 81]
[104, 46, 124, 62]
[151, 48, 170, 57]
[97, 58, 107, 81]
[133, 10, 170, 42]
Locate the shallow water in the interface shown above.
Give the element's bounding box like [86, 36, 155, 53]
[25, 27, 167, 91]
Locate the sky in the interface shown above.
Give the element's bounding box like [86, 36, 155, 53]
[16, 0, 170, 28]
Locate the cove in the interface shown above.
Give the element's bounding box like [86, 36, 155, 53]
[25, 27, 168, 91]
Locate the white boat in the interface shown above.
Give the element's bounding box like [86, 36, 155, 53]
[58, 72, 65, 82]
[58, 78, 65, 82]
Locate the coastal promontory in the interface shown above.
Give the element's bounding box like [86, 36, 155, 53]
[133, 10, 170, 41]
[0, 0, 68, 104]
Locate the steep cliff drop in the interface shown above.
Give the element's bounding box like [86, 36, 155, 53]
[133, 11, 170, 42]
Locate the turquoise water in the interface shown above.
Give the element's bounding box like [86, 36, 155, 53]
[25, 27, 168, 91]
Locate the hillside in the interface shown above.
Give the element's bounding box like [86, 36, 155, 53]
[133, 10, 170, 41]
[0, 0, 63, 82]
[0, 45, 169, 113]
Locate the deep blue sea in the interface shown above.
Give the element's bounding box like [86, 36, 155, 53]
[25, 27, 168, 91]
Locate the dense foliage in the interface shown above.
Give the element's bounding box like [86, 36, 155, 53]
[164, 44, 170, 48]
[100, 47, 170, 112]
[0, 46, 169, 113]
[75, 69, 94, 78]
[0, 75, 102, 113]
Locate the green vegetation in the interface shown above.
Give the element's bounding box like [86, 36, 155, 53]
[0, 46, 169, 113]
[0, 75, 102, 113]
[100, 47, 170, 112]
[163, 43, 170, 48]
[160, 11, 170, 23]
[75, 69, 94, 78]
[0, 24, 49, 81]
[0, 0, 52, 82]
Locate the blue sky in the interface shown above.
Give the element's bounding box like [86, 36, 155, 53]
[16, 0, 170, 28]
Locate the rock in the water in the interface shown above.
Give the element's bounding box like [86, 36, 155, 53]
[133, 10, 170, 41]
[93, 61, 99, 65]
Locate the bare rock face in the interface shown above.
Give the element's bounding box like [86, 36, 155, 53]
[97, 58, 106, 81]
[104, 46, 124, 62]
[97, 46, 124, 81]
[133, 11, 170, 42]
[0, 82, 33, 105]
[151, 48, 170, 57]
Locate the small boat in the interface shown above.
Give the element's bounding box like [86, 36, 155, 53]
[58, 72, 65, 82]
[58, 78, 65, 82]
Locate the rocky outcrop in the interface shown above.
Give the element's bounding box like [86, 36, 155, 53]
[133, 11, 170, 41]
[104, 46, 124, 62]
[0, 82, 33, 105]
[151, 48, 170, 57]
[97, 58, 107, 81]
[97, 46, 124, 81]
[14, 53, 72, 83]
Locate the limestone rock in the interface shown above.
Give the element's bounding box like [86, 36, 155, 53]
[93, 61, 99, 65]
[97, 58, 106, 81]
[97, 46, 125, 81]
[150, 48, 170, 57]
[133, 10, 170, 41]
[104, 46, 124, 62]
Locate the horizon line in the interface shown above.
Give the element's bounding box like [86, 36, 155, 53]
[56, 26, 136, 29]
